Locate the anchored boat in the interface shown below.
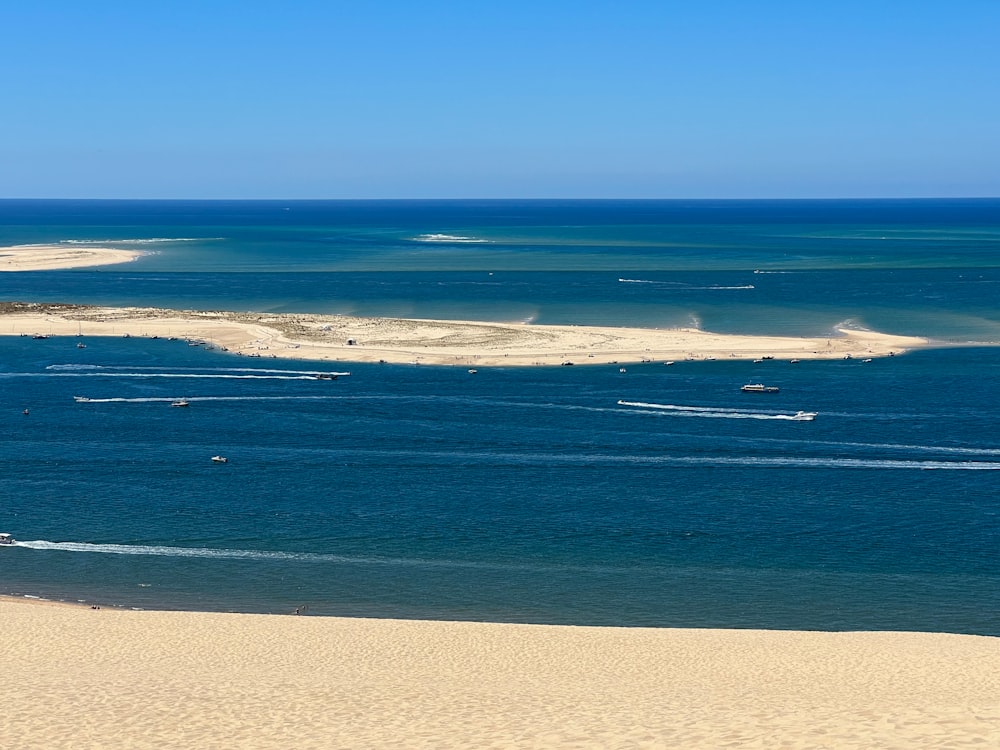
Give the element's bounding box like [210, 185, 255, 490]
[741, 383, 780, 393]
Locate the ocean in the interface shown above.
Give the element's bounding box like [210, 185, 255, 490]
[1, 199, 999, 633]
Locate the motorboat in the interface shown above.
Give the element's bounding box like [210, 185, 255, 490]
[74, 396, 91, 403]
[170, 399, 190, 407]
[791, 411, 818, 421]
[741, 383, 780, 393]
[0, 533, 15, 546]
[211, 455, 229, 463]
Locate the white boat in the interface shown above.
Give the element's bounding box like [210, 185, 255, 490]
[0, 533, 15, 546]
[211, 455, 228, 463]
[170, 399, 190, 407]
[741, 383, 780, 393]
[74, 396, 91, 403]
[791, 411, 818, 421]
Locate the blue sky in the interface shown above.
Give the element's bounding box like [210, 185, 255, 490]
[2, 1, 998, 198]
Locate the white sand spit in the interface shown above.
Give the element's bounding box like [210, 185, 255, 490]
[0, 244, 143, 271]
[1, 599, 998, 748]
[0, 302, 927, 366]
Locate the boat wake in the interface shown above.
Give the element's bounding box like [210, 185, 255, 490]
[39, 365, 351, 381]
[41, 372, 324, 380]
[74, 395, 348, 404]
[617, 400, 816, 421]
[9, 540, 627, 573]
[412, 233, 490, 243]
[14, 540, 308, 560]
[70, 365, 348, 375]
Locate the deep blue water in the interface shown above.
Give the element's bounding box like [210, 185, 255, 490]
[1, 199, 999, 633]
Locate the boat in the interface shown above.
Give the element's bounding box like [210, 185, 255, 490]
[467, 369, 478, 374]
[211, 455, 228, 463]
[313, 373, 338, 380]
[791, 411, 818, 421]
[74, 396, 91, 403]
[170, 399, 190, 407]
[0, 533, 14, 546]
[76, 342, 87, 349]
[741, 384, 780, 393]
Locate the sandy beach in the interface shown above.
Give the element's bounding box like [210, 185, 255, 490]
[0, 302, 927, 366]
[0, 243, 144, 271]
[1, 597, 997, 749]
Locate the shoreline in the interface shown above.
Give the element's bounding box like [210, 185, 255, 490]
[2, 595, 998, 748]
[0, 302, 929, 366]
[0, 243, 145, 271]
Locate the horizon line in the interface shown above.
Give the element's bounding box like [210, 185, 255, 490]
[1, 195, 998, 202]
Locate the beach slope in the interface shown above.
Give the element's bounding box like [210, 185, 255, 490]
[1, 599, 998, 749]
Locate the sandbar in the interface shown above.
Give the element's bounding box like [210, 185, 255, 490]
[0, 302, 928, 366]
[1, 596, 997, 748]
[0, 243, 144, 271]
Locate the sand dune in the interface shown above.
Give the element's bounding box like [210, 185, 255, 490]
[0, 302, 926, 366]
[1, 598, 997, 748]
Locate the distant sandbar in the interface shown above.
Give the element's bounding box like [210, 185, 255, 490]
[0, 243, 144, 271]
[0, 302, 928, 366]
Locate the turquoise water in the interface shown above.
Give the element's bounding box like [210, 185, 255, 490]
[1, 199, 999, 633]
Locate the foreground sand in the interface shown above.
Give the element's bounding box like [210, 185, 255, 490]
[0, 302, 927, 366]
[0, 243, 144, 271]
[1, 598, 997, 749]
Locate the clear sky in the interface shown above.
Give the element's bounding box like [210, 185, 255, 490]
[3, 1, 998, 199]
